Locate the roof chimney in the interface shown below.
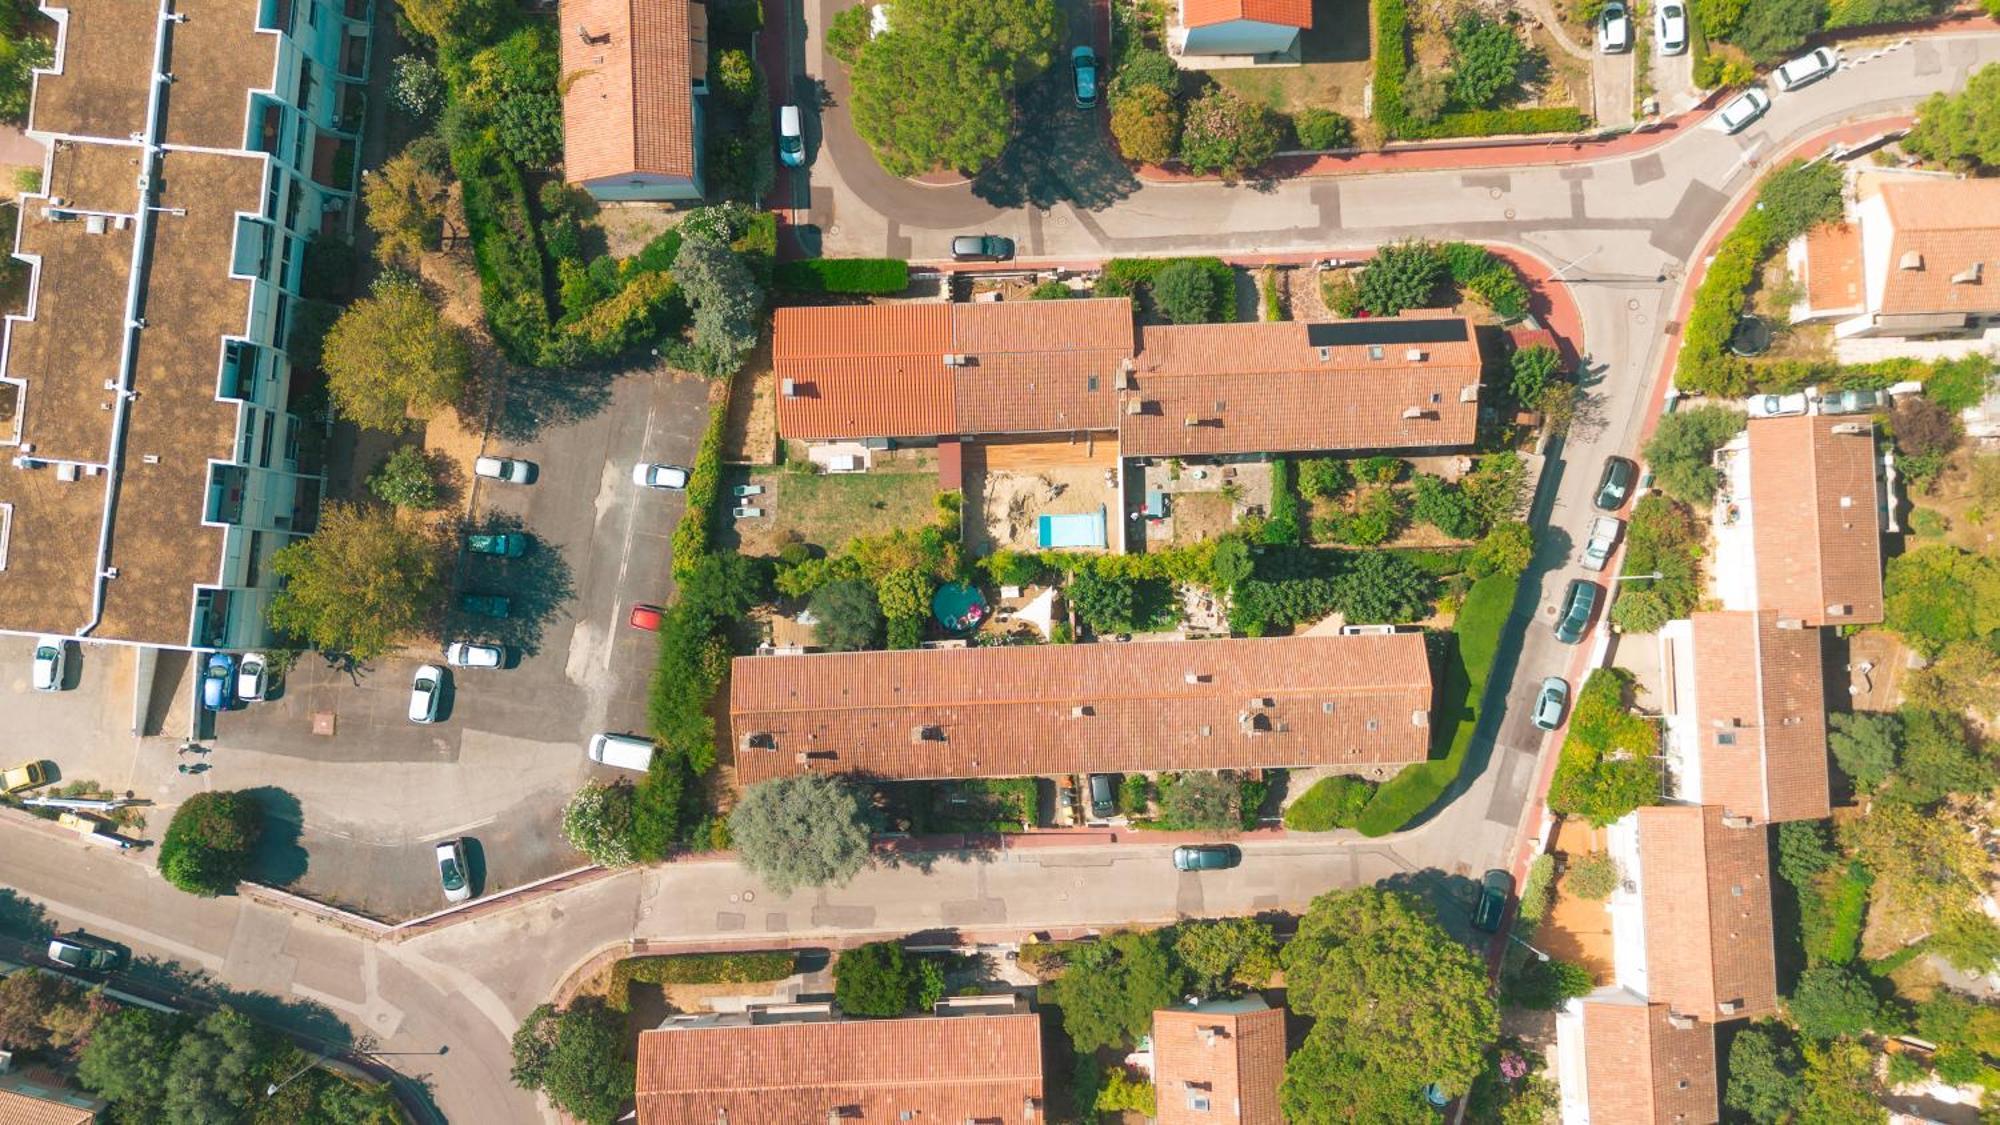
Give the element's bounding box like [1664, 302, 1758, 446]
[1070, 705, 1094, 718]
[1899, 250, 1923, 270]
[1401, 406, 1426, 419]
[781, 378, 798, 397]
[1185, 671, 1210, 684]
[1952, 261, 1983, 284]
[1830, 421, 1867, 435]
[1404, 348, 1426, 362]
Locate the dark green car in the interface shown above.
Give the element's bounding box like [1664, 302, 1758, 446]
[1172, 845, 1240, 872]
[465, 532, 527, 558]
[1473, 869, 1513, 933]
[1553, 580, 1600, 645]
[457, 593, 512, 618]
[48, 935, 124, 972]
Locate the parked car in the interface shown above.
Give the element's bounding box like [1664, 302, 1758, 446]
[457, 593, 511, 618]
[435, 838, 473, 903]
[1173, 845, 1240, 872]
[1817, 387, 1887, 415]
[2, 760, 48, 794]
[587, 733, 656, 773]
[1749, 391, 1809, 418]
[1594, 456, 1635, 512]
[465, 532, 528, 558]
[473, 456, 536, 484]
[631, 463, 691, 491]
[235, 652, 268, 702]
[1654, 1, 1687, 54]
[1071, 45, 1099, 109]
[1554, 579, 1602, 645]
[46, 934, 123, 972]
[30, 636, 65, 692]
[950, 234, 1015, 262]
[1596, 1, 1630, 52]
[1472, 869, 1514, 933]
[1774, 47, 1839, 92]
[1531, 677, 1571, 732]
[1088, 773, 1117, 818]
[777, 104, 805, 168]
[445, 641, 504, 669]
[628, 604, 664, 631]
[1713, 87, 1771, 134]
[1580, 515, 1624, 573]
[200, 652, 236, 711]
[408, 664, 445, 724]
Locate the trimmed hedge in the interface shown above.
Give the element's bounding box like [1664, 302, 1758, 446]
[670, 382, 732, 581]
[774, 258, 910, 294]
[606, 952, 796, 1011]
[1373, 0, 1410, 138]
[1407, 108, 1587, 140]
[451, 135, 554, 365]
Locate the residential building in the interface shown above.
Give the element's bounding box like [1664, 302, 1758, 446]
[1657, 611, 1830, 824]
[1605, 805, 1778, 1022]
[0, 0, 372, 652]
[1152, 996, 1286, 1125]
[1710, 415, 1886, 627]
[1791, 173, 2000, 340]
[728, 633, 1436, 787]
[772, 300, 1483, 457]
[634, 1002, 1045, 1123]
[1553, 987, 1720, 1124]
[561, 0, 708, 202]
[1171, 0, 1310, 61]
[0, 1056, 106, 1125]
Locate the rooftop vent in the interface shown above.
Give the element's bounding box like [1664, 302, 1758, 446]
[575, 23, 609, 43]
[1900, 250, 1924, 270]
[1722, 813, 1755, 828]
[911, 725, 946, 743]
[1317, 346, 1331, 361]
[1197, 1025, 1225, 1045]
[1718, 1000, 1741, 1016]
[1125, 399, 1145, 415]
[1952, 261, 1983, 284]
[1246, 696, 1272, 709]
[1830, 421, 1868, 435]
[1411, 710, 1428, 727]
[1775, 617, 1805, 630]
[1825, 604, 1853, 618]
[1070, 705, 1094, 718]
[1367, 345, 1385, 361]
[781, 378, 798, 397]
[1460, 383, 1480, 403]
[55, 462, 77, 482]
[1667, 1013, 1696, 1031]
[1185, 671, 1208, 684]
[942, 354, 967, 367]
[1183, 415, 1202, 428]
[1401, 406, 1426, 420]
[1114, 369, 1131, 390]
[1404, 348, 1426, 362]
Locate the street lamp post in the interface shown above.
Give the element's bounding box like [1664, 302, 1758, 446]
[265, 1053, 328, 1098]
[1610, 571, 1662, 583]
[1507, 932, 1552, 962]
[1546, 247, 1600, 283]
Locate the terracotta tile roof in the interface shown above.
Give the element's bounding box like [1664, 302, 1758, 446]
[634, 1013, 1045, 1123]
[1153, 1001, 1286, 1125]
[1688, 612, 1830, 825]
[561, 0, 700, 184]
[1119, 316, 1483, 457]
[1635, 806, 1777, 1022]
[1875, 178, 2000, 316]
[1182, 0, 1313, 31]
[1747, 416, 1884, 627]
[949, 299, 1133, 435]
[729, 634, 1436, 786]
[1576, 991, 1720, 1124]
[1803, 223, 1863, 314]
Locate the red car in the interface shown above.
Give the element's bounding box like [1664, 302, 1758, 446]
[628, 604, 663, 631]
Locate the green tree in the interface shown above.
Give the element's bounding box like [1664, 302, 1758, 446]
[1177, 86, 1281, 176]
[1469, 521, 1534, 579]
[161, 1008, 273, 1124]
[0, 28, 49, 125]
[267, 502, 443, 660]
[362, 146, 449, 269]
[1888, 708, 1996, 804]
[398, 0, 511, 46]
[1069, 568, 1138, 634]
[825, 4, 870, 64]
[834, 941, 917, 1017]
[1211, 537, 1253, 589]
[810, 578, 884, 651]
[1113, 48, 1178, 94]
[1280, 888, 1497, 1117]
[1509, 345, 1561, 408]
[1172, 917, 1280, 993]
[714, 48, 759, 106]
[1501, 957, 1593, 1010]
[1356, 241, 1447, 316]
[322, 274, 468, 431]
[1292, 107, 1353, 150]
[1333, 551, 1436, 623]
[1798, 1040, 1886, 1125]
[1159, 771, 1241, 831]
[1884, 545, 2000, 658]
[1787, 965, 1879, 1041]
[845, 0, 1062, 175]
[77, 1009, 176, 1119]
[1152, 259, 1217, 325]
[1642, 405, 1747, 504]
[1297, 458, 1351, 501]
[497, 92, 564, 168]
[157, 791, 263, 897]
[1411, 475, 1482, 538]
[1906, 64, 2000, 170]
[1776, 819, 1840, 887]
[0, 969, 75, 1050]
[1726, 1025, 1805, 1124]
[561, 780, 638, 867]
[1731, 0, 1828, 61]
[1904, 640, 2000, 720]
[1828, 711, 1900, 792]
[1110, 85, 1180, 165]
[509, 1000, 634, 1125]
[366, 446, 444, 509]
[1047, 930, 1187, 1052]
[729, 776, 872, 893]
[675, 233, 765, 377]
[1447, 15, 1526, 109]
[1609, 588, 1671, 634]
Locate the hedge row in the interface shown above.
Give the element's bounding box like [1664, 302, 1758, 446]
[671, 383, 733, 581]
[1404, 107, 1588, 140]
[605, 952, 796, 1011]
[774, 258, 910, 294]
[451, 135, 554, 365]
[1372, 0, 1411, 138]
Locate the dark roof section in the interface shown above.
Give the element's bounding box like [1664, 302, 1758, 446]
[1305, 319, 1472, 348]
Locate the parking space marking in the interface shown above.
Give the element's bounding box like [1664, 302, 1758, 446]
[418, 816, 498, 843]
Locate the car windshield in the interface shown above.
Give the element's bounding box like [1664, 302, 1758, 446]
[206, 663, 228, 679]
[52, 945, 80, 966]
[35, 645, 56, 661]
[440, 856, 465, 891]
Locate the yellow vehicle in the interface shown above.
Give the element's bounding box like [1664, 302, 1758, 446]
[2, 761, 49, 793]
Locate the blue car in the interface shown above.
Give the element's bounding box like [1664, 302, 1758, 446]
[200, 652, 236, 711]
[1071, 46, 1099, 110]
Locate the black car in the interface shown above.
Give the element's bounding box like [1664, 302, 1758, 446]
[950, 234, 1015, 262]
[1594, 456, 1635, 511]
[1472, 869, 1513, 933]
[1088, 773, 1117, 818]
[47, 934, 124, 972]
[1554, 579, 1601, 645]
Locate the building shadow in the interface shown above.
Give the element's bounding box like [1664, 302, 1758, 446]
[1379, 867, 1484, 947]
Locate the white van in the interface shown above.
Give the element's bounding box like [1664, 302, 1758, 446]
[587, 733, 656, 773]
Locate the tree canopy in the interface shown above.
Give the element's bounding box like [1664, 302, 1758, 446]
[1279, 888, 1497, 1119]
[1786, 965, 1880, 1041]
[157, 790, 264, 897]
[728, 776, 872, 893]
[266, 502, 444, 660]
[1045, 930, 1187, 1053]
[1827, 711, 1899, 793]
[1907, 64, 2000, 170]
[510, 1000, 634, 1125]
[321, 274, 470, 431]
[809, 578, 884, 652]
[363, 144, 450, 268]
[834, 941, 918, 1017]
[1171, 917, 1280, 994]
[1642, 405, 1746, 504]
[1726, 1024, 1805, 1123]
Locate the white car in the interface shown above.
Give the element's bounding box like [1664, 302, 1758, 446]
[1774, 48, 1838, 92]
[1712, 88, 1771, 134]
[236, 652, 268, 702]
[474, 456, 536, 484]
[1654, 1, 1687, 54]
[1579, 516, 1624, 573]
[1597, 1, 1630, 53]
[631, 463, 691, 490]
[435, 839, 473, 903]
[1748, 392, 1809, 418]
[30, 636, 65, 692]
[445, 641, 504, 669]
[408, 664, 444, 724]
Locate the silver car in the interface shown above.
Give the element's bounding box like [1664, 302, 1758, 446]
[1713, 88, 1771, 135]
[1532, 677, 1570, 732]
[30, 636, 64, 693]
[445, 641, 504, 669]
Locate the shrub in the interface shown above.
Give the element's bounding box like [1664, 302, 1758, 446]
[1517, 853, 1556, 924]
[157, 791, 264, 896]
[1178, 86, 1280, 176]
[497, 92, 564, 167]
[367, 445, 444, 509]
[1408, 107, 1586, 139]
[1283, 775, 1377, 830]
[1373, 0, 1411, 136]
[1101, 258, 1235, 322]
[1110, 85, 1180, 165]
[1152, 259, 1219, 325]
[1509, 344, 1561, 408]
[834, 942, 917, 1017]
[562, 781, 639, 867]
[1292, 107, 1353, 150]
[1447, 14, 1526, 110]
[1297, 458, 1351, 500]
[772, 258, 910, 294]
[670, 382, 731, 580]
[1264, 458, 1302, 545]
[1357, 241, 1447, 316]
[1547, 670, 1660, 825]
[1643, 405, 1746, 504]
[605, 953, 795, 1011]
[451, 136, 554, 365]
[1114, 48, 1178, 94]
[1411, 475, 1482, 539]
[1564, 851, 1621, 900]
[1119, 773, 1153, 815]
[1503, 957, 1594, 1010]
[1787, 965, 1879, 1040]
[1157, 771, 1242, 832]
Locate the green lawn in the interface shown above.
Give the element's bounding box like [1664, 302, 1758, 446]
[770, 469, 940, 552]
[1354, 573, 1512, 836]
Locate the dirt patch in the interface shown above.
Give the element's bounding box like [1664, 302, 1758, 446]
[1167, 491, 1236, 544]
[725, 342, 778, 466]
[1531, 819, 1617, 982]
[973, 464, 1118, 555]
[591, 203, 683, 258]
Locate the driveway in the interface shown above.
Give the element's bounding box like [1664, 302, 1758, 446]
[200, 368, 712, 920]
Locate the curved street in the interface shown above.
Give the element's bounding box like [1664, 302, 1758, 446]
[4, 26, 2000, 1124]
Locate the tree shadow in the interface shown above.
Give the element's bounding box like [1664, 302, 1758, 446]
[1378, 868, 1484, 947]
[125, 954, 356, 1048]
[448, 510, 577, 657]
[0, 888, 55, 943]
[971, 64, 1138, 212]
[242, 786, 310, 888]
